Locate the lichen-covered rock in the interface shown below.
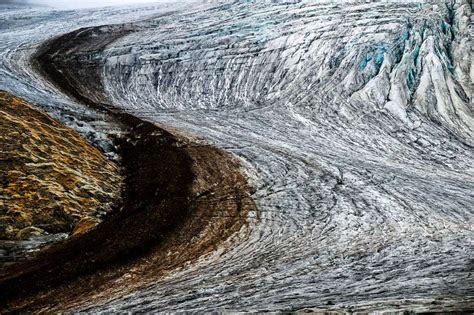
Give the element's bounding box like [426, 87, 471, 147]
[0, 91, 122, 240]
[15, 227, 46, 240]
[71, 217, 100, 236]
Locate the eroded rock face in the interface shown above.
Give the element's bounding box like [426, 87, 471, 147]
[0, 91, 122, 240]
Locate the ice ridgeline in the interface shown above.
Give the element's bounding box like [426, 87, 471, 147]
[0, 0, 473, 312]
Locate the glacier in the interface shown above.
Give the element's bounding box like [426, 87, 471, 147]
[0, 0, 473, 312]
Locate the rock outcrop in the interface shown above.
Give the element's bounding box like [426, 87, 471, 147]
[0, 91, 122, 241]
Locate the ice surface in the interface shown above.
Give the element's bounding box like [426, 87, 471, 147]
[0, 0, 472, 312]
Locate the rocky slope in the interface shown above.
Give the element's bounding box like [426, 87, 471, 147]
[0, 0, 473, 313]
[0, 91, 121, 260]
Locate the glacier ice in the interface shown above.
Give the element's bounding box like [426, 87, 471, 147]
[0, 0, 473, 312]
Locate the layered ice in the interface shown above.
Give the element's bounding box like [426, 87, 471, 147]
[0, 0, 473, 312]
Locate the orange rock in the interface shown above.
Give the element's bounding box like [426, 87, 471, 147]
[71, 217, 100, 236]
[0, 91, 122, 240]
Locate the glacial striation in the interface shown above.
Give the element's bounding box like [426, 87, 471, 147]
[0, 0, 473, 313]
